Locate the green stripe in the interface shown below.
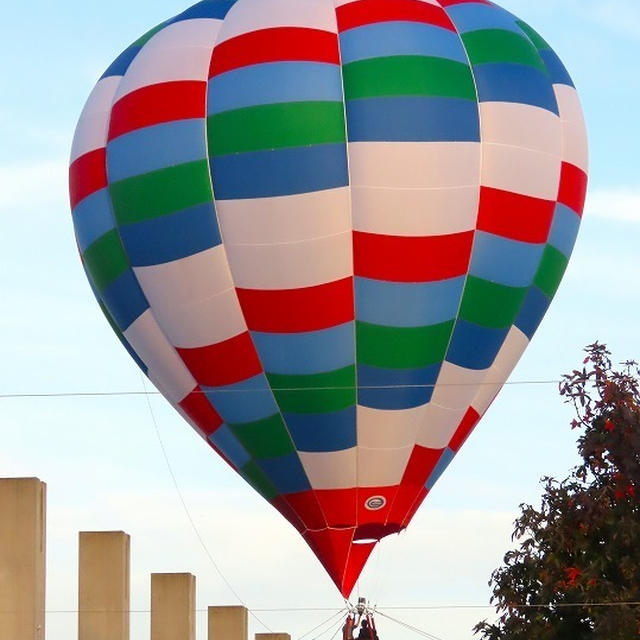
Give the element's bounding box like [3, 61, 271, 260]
[110, 160, 213, 225]
[356, 321, 454, 369]
[83, 230, 129, 292]
[230, 414, 295, 459]
[239, 461, 278, 501]
[208, 102, 346, 156]
[462, 29, 546, 71]
[516, 20, 552, 51]
[131, 23, 167, 47]
[534, 246, 568, 298]
[342, 56, 476, 100]
[267, 366, 356, 414]
[459, 276, 528, 329]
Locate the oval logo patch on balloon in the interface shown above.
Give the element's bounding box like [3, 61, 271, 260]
[69, 0, 588, 597]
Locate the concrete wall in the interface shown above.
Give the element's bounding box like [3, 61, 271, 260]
[151, 573, 195, 640]
[78, 531, 130, 640]
[208, 605, 248, 640]
[0, 478, 46, 640]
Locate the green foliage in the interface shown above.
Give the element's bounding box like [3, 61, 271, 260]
[475, 343, 640, 639]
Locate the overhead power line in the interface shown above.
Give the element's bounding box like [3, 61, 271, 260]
[0, 379, 563, 400]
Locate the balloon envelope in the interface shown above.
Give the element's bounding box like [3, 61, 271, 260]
[69, 0, 588, 596]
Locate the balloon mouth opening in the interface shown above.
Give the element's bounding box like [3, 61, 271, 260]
[353, 522, 404, 543]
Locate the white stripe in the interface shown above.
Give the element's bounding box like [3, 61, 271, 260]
[416, 402, 467, 450]
[357, 446, 413, 487]
[554, 86, 589, 172]
[124, 310, 196, 403]
[351, 185, 478, 235]
[114, 20, 222, 101]
[347, 142, 481, 188]
[224, 231, 353, 289]
[145, 288, 247, 349]
[133, 245, 233, 306]
[356, 405, 425, 449]
[70, 76, 120, 162]
[471, 327, 529, 416]
[431, 362, 489, 410]
[217, 0, 338, 44]
[300, 448, 356, 490]
[479, 102, 561, 157]
[481, 143, 561, 200]
[216, 188, 351, 245]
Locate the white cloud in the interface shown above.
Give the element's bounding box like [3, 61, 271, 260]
[585, 188, 640, 224]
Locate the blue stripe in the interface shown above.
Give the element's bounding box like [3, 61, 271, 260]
[426, 448, 455, 490]
[446, 4, 520, 35]
[210, 424, 251, 468]
[168, 0, 237, 22]
[346, 96, 479, 142]
[257, 454, 311, 494]
[107, 119, 207, 182]
[101, 46, 141, 79]
[355, 277, 464, 327]
[539, 49, 574, 87]
[339, 21, 468, 64]
[73, 188, 115, 252]
[514, 286, 550, 340]
[285, 407, 357, 453]
[100, 269, 149, 331]
[547, 204, 580, 258]
[469, 232, 545, 288]
[120, 202, 220, 266]
[446, 321, 508, 370]
[472, 63, 558, 114]
[251, 323, 355, 376]
[211, 144, 349, 199]
[90, 275, 147, 373]
[204, 374, 279, 424]
[209, 62, 344, 114]
[358, 363, 440, 410]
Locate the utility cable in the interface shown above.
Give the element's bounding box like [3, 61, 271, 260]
[0, 378, 564, 400]
[297, 608, 348, 640]
[140, 374, 272, 633]
[376, 610, 446, 640]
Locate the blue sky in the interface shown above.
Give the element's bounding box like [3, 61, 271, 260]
[1, 1, 639, 638]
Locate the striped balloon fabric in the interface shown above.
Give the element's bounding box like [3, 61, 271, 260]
[69, 0, 588, 596]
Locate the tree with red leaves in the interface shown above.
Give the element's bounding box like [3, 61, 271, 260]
[475, 343, 640, 639]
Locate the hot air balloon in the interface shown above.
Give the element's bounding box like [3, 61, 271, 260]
[69, 0, 588, 597]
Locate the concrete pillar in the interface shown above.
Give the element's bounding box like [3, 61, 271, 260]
[78, 531, 130, 640]
[151, 573, 196, 640]
[208, 605, 248, 640]
[0, 478, 46, 640]
[256, 635, 291, 640]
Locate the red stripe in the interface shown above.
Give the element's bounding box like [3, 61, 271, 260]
[284, 490, 328, 530]
[336, 0, 455, 32]
[449, 407, 480, 452]
[557, 162, 588, 216]
[401, 445, 444, 486]
[438, 0, 491, 6]
[69, 148, 107, 209]
[178, 388, 224, 436]
[176, 332, 262, 387]
[477, 187, 556, 244]
[209, 27, 340, 77]
[353, 230, 473, 282]
[315, 488, 357, 528]
[236, 278, 354, 333]
[108, 81, 207, 141]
